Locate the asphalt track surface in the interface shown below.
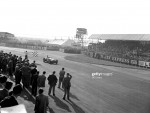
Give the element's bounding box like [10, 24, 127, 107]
[1, 46, 150, 113]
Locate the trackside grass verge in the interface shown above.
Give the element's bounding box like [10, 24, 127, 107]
[64, 54, 150, 70]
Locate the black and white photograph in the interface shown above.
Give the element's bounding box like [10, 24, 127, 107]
[0, 0, 150, 113]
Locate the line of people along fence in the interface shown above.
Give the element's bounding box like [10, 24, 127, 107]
[0, 50, 73, 112]
[85, 51, 150, 68]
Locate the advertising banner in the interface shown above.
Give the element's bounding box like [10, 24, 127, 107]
[76, 28, 87, 35]
[138, 61, 146, 67]
[145, 62, 150, 67]
[131, 60, 138, 65]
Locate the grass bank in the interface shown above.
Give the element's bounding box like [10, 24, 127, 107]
[64, 54, 149, 70]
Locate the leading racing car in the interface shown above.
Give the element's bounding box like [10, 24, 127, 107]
[43, 56, 58, 64]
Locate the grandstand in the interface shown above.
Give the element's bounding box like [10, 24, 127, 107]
[0, 32, 15, 43]
[0, 32, 14, 38]
[47, 39, 82, 48]
[89, 34, 150, 41]
[87, 34, 150, 68]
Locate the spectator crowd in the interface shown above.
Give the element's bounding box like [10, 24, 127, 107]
[88, 40, 150, 61]
[0, 50, 72, 113]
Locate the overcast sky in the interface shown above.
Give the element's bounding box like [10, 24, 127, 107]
[0, 0, 150, 39]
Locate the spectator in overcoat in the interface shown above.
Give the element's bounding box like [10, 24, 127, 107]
[21, 63, 31, 88]
[30, 65, 37, 86]
[58, 68, 65, 88]
[47, 71, 57, 96]
[32, 71, 39, 96]
[8, 59, 13, 77]
[37, 71, 46, 90]
[34, 88, 49, 113]
[14, 65, 22, 85]
[62, 73, 72, 100]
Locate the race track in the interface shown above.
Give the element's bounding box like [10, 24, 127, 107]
[1, 46, 150, 113]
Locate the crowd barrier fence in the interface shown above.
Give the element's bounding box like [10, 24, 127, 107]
[85, 51, 150, 69]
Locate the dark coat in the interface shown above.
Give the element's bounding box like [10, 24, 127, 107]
[47, 74, 57, 86]
[31, 68, 37, 75]
[37, 75, 46, 87]
[59, 70, 65, 78]
[63, 77, 72, 88]
[14, 67, 22, 84]
[34, 94, 49, 113]
[0, 95, 18, 108]
[32, 74, 38, 87]
[21, 65, 31, 87]
[0, 88, 9, 102]
[32, 74, 38, 96]
[59, 70, 65, 81]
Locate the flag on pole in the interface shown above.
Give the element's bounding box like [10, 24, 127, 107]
[32, 51, 38, 57]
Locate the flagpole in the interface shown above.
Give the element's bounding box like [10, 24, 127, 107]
[32, 43, 38, 63]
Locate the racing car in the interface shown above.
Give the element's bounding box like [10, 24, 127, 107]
[43, 56, 58, 64]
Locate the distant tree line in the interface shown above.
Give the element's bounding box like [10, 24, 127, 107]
[0, 32, 15, 43]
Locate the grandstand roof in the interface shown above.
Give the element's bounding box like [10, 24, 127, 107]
[89, 34, 150, 41]
[48, 39, 66, 45]
[61, 39, 76, 46]
[47, 39, 77, 46]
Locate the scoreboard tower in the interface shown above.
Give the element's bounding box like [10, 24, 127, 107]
[75, 28, 87, 48]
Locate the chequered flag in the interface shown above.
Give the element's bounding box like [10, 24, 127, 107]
[32, 51, 38, 57]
